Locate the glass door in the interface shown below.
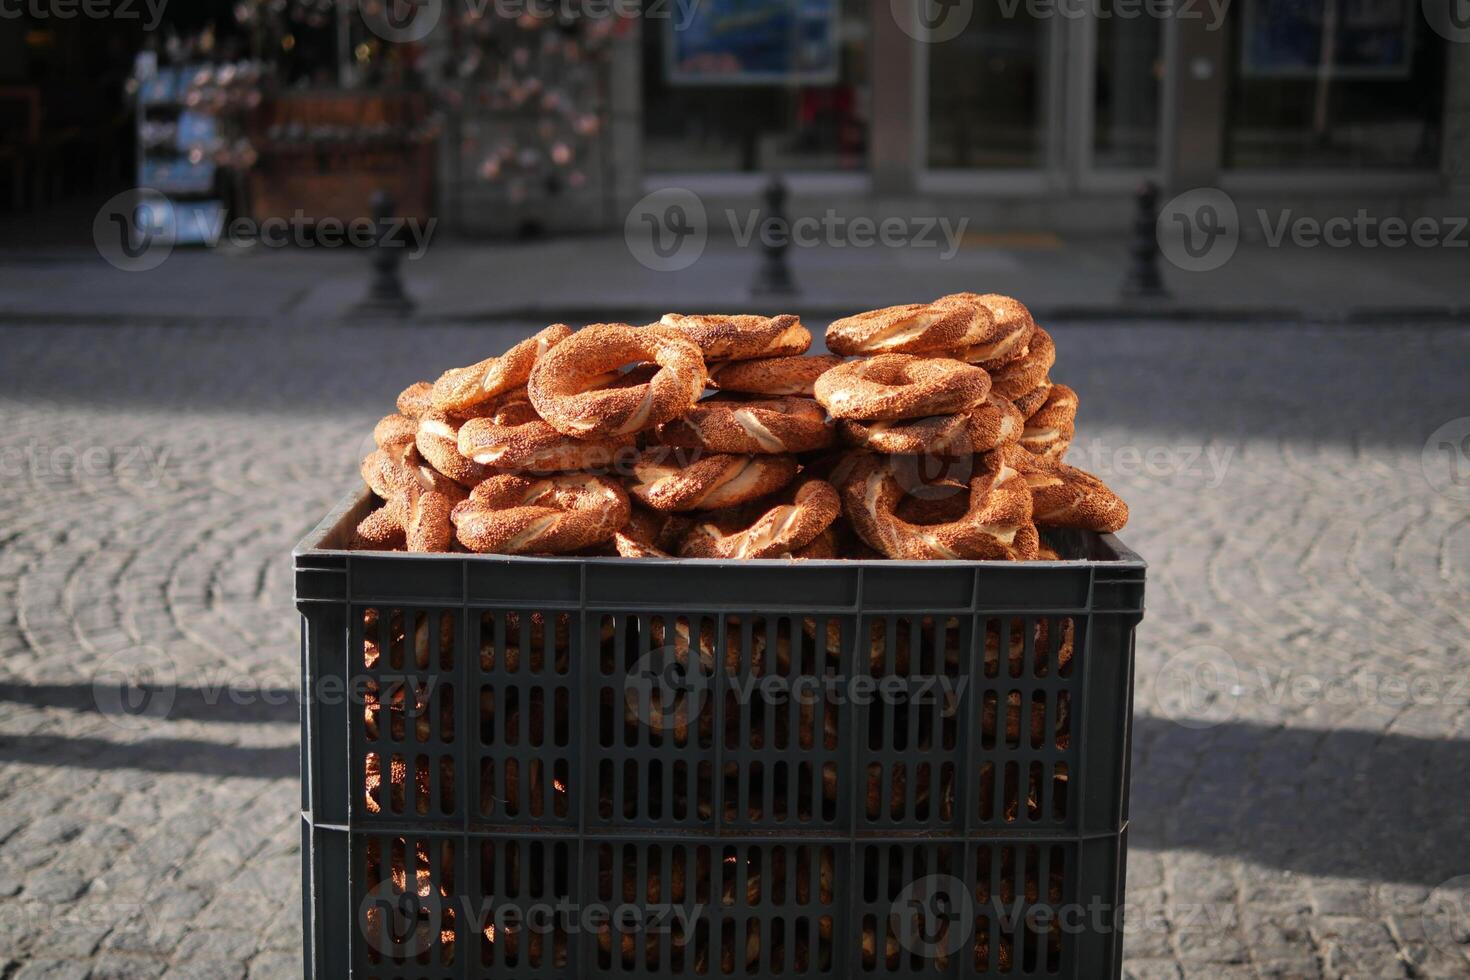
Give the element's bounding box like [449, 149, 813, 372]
[916, 2, 1168, 190]
[1068, 1, 1168, 188]
[924, 5, 1056, 171]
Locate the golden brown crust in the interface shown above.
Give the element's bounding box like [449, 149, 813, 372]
[1011, 381, 1053, 418]
[826, 302, 973, 356]
[431, 323, 573, 413]
[839, 413, 968, 454]
[792, 526, 839, 559]
[705, 354, 843, 396]
[988, 327, 1056, 400]
[840, 453, 1039, 560]
[395, 381, 434, 419]
[654, 396, 835, 455]
[991, 445, 1127, 532]
[355, 505, 406, 550]
[529, 323, 707, 437]
[678, 479, 841, 559]
[360, 445, 415, 502]
[451, 472, 631, 554]
[612, 506, 694, 558]
[943, 294, 1037, 366]
[657, 313, 811, 361]
[628, 451, 798, 512]
[457, 397, 635, 473]
[1019, 383, 1077, 461]
[837, 394, 1023, 455]
[360, 442, 462, 512]
[415, 412, 489, 487]
[374, 413, 417, 449]
[405, 486, 456, 553]
[930, 292, 1003, 346]
[814, 354, 990, 420]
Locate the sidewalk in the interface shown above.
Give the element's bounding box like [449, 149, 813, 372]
[2, 231, 1469, 325]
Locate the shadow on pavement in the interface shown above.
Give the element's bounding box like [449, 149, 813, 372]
[0, 733, 296, 780]
[1130, 714, 1470, 886]
[0, 681, 297, 725]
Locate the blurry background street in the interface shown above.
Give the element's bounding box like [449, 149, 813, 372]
[1, 315, 1468, 979]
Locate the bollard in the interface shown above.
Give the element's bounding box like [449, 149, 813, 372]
[1121, 179, 1169, 299]
[750, 174, 798, 296]
[355, 189, 416, 317]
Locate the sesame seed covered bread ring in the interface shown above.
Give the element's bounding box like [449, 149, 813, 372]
[628, 451, 798, 512]
[706, 354, 843, 397]
[355, 505, 406, 550]
[373, 413, 417, 449]
[1019, 383, 1077, 461]
[943, 294, 1037, 366]
[678, 479, 841, 559]
[792, 527, 839, 559]
[992, 446, 1127, 532]
[930, 293, 1005, 347]
[814, 354, 990, 420]
[416, 411, 489, 487]
[458, 398, 634, 474]
[404, 485, 457, 553]
[529, 323, 707, 438]
[654, 396, 834, 455]
[987, 327, 1056, 400]
[1011, 381, 1052, 419]
[431, 323, 573, 414]
[451, 472, 631, 554]
[613, 506, 694, 558]
[360, 442, 462, 509]
[658, 313, 811, 361]
[840, 453, 1039, 561]
[826, 302, 974, 356]
[838, 394, 1023, 455]
[396, 381, 434, 419]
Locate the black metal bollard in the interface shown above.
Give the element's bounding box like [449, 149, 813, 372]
[1121, 180, 1169, 299]
[356, 189, 416, 317]
[750, 174, 798, 296]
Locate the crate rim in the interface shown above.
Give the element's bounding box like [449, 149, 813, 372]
[294, 489, 1147, 571]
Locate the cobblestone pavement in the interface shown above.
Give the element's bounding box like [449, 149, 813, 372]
[0, 319, 1468, 979]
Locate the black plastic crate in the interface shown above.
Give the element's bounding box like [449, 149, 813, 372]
[296, 491, 1145, 979]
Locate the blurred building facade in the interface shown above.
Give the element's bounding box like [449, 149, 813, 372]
[581, 0, 1470, 237]
[2, 0, 1467, 239]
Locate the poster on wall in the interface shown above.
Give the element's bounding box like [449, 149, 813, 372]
[1242, 0, 1415, 78]
[666, 0, 839, 85]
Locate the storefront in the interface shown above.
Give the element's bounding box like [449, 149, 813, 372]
[613, 0, 1469, 235]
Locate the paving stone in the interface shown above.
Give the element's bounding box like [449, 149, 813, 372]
[244, 951, 299, 980]
[12, 960, 90, 980]
[87, 957, 168, 980]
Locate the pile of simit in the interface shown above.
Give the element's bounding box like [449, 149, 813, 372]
[355, 295, 1127, 560]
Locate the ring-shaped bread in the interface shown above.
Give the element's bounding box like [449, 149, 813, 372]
[529, 323, 707, 437]
[814, 354, 990, 420]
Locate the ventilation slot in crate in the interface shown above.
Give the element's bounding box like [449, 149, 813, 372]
[359, 834, 459, 970]
[977, 616, 1080, 827]
[592, 841, 837, 975]
[475, 838, 574, 973]
[356, 608, 457, 820]
[475, 610, 575, 825]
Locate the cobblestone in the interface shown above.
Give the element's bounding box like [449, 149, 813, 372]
[0, 319, 1467, 978]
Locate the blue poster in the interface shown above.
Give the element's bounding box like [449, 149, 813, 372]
[667, 0, 839, 85]
[1242, 0, 1414, 78]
